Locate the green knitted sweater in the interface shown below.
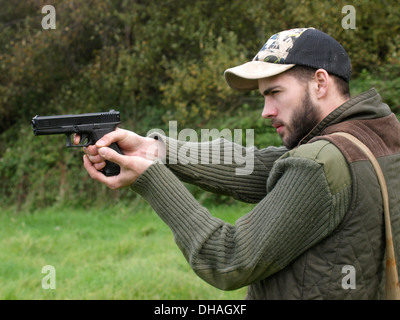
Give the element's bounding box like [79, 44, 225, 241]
[131, 89, 400, 299]
[132, 140, 351, 290]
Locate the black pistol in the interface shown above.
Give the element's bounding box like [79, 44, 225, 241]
[31, 110, 123, 176]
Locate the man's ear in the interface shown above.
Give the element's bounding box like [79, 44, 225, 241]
[312, 69, 330, 99]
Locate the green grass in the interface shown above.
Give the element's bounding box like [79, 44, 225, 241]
[0, 200, 252, 300]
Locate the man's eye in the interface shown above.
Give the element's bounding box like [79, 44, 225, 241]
[271, 91, 280, 95]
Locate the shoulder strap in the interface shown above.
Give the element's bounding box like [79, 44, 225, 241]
[332, 132, 400, 300]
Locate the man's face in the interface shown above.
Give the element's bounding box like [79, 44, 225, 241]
[258, 73, 322, 149]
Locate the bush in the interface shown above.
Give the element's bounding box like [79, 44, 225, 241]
[0, 0, 399, 210]
[350, 57, 400, 113]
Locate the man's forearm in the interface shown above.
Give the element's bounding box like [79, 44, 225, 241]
[151, 134, 287, 203]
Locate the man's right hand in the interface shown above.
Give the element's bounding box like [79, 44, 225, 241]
[74, 128, 165, 189]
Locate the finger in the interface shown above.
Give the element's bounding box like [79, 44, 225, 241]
[73, 134, 81, 145]
[94, 161, 106, 170]
[83, 155, 105, 181]
[95, 127, 129, 148]
[98, 146, 127, 167]
[83, 153, 152, 189]
[87, 154, 106, 169]
[83, 155, 119, 188]
[87, 153, 105, 164]
[84, 145, 100, 156]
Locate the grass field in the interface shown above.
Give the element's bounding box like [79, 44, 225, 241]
[0, 200, 252, 300]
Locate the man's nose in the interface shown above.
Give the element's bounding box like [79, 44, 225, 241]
[261, 100, 278, 119]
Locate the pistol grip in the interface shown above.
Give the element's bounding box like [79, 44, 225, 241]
[103, 142, 122, 176]
[92, 128, 123, 177]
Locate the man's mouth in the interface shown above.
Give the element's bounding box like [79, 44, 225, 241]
[272, 121, 285, 134]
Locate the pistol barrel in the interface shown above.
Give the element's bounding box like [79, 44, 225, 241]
[31, 110, 120, 136]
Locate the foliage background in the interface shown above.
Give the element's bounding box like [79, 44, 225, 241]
[0, 0, 399, 211]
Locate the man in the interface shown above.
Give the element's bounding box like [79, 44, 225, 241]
[80, 28, 400, 299]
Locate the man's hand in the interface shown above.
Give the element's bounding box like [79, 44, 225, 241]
[75, 128, 165, 189]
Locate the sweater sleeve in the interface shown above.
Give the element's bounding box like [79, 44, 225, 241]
[130, 141, 351, 290]
[152, 134, 288, 203]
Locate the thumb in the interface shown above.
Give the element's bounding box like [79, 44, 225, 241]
[98, 146, 126, 166]
[95, 128, 127, 148]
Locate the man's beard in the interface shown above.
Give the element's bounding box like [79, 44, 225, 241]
[282, 90, 321, 149]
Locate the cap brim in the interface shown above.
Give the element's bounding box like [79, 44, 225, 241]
[224, 61, 295, 92]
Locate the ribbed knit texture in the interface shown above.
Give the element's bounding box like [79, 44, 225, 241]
[132, 154, 349, 290]
[152, 135, 288, 203]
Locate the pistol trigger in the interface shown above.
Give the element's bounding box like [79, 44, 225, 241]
[66, 133, 91, 147]
[80, 133, 87, 146]
[78, 133, 91, 147]
[85, 134, 96, 147]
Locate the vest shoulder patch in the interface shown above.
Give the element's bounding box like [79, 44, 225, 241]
[283, 140, 352, 194]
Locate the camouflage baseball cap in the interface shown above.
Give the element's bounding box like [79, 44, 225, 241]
[224, 28, 351, 92]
